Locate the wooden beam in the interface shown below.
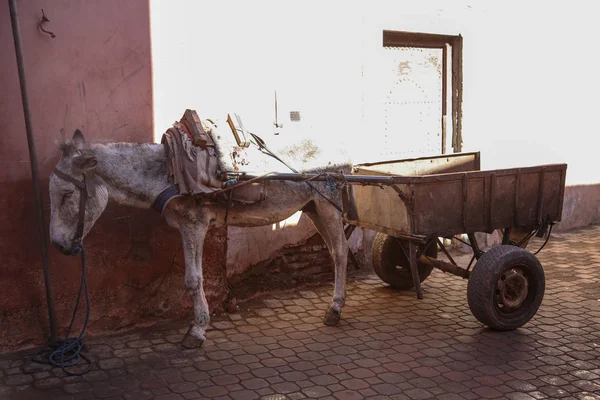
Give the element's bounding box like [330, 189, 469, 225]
[383, 30, 456, 48]
[451, 35, 463, 152]
[442, 44, 448, 154]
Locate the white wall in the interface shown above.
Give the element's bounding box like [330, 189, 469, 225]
[150, 0, 363, 166]
[361, 0, 599, 185]
[151, 0, 600, 271]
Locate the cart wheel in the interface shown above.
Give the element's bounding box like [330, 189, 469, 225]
[372, 233, 437, 290]
[467, 245, 545, 330]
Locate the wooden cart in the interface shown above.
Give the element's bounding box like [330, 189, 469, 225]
[345, 152, 567, 331]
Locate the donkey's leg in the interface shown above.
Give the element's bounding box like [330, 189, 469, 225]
[305, 202, 348, 326]
[180, 222, 211, 349]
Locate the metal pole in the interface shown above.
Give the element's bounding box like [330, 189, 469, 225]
[9, 0, 58, 342]
[235, 172, 412, 185]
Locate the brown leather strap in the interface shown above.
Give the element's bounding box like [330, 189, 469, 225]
[53, 169, 88, 245]
[54, 168, 85, 190]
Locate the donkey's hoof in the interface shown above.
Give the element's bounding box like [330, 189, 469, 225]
[182, 326, 206, 349]
[323, 307, 341, 326]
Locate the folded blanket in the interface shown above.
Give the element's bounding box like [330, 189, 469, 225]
[161, 121, 224, 195]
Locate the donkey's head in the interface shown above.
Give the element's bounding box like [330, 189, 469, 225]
[49, 130, 109, 255]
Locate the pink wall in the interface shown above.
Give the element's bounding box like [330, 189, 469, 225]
[0, 0, 227, 350]
[1, 0, 154, 182]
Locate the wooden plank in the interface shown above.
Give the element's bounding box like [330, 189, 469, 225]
[451, 35, 463, 152]
[180, 109, 214, 147]
[383, 30, 457, 48]
[442, 44, 448, 154]
[226, 112, 251, 148]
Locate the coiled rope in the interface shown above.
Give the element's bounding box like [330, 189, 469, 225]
[33, 245, 91, 376]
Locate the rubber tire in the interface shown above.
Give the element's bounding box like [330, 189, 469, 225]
[372, 233, 438, 290]
[467, 245, 545, 331]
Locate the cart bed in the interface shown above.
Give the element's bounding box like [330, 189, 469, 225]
[348, 155, 567, 239]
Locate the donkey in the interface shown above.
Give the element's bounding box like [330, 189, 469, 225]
[49, 129, 354, 348]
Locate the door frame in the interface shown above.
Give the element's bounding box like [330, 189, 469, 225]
[383, 30, 463, 153]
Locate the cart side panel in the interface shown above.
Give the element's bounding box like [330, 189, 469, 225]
[542, 169, 564, 222]
[495, 167, 566, 228]
[412, 180, 462, 235]
[516, 170, 542, 225]
[350, 183, 412, 237]
[492, 174, 517, 228]
[348, 162, 567, 239]
[466, 177, 487, 230]
[412, 176, 489, 236]
[410, 164, 567, 237]
[354, 152, 480, 176]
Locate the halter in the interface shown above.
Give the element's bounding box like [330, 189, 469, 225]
[53, 169, 96, 252]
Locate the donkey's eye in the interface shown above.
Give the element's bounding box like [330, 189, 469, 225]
[61, 191, 74, 205]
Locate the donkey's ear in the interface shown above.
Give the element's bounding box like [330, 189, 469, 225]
[72, 154, 98, 173]
[72, 129, 86, 150]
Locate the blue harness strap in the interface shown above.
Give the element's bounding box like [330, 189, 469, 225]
[152, 185, 180, 214]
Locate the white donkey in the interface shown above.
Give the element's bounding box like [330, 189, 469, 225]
[49, 129, 355, 348]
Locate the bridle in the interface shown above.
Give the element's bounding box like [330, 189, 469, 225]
[53, 168, 96, 253]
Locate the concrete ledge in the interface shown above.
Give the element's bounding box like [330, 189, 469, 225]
[555, 184, 600, 232]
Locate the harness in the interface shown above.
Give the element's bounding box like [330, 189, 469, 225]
[37, 168, 95, 375]
[151, 185, 180, 214]
[53, 168, 95, 251]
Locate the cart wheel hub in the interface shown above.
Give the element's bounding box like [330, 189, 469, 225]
[496, 268, 528, 309]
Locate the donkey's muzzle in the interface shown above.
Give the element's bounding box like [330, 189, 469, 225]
[52, 240, 81, 256]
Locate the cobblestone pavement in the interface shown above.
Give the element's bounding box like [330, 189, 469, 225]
[1, 226, 599, 400]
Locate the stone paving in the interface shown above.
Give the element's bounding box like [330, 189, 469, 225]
[1, 225, 599, 400]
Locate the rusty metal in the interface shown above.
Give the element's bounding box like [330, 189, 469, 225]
[349, 159, 566, 246]
[10, 0, 58, 342]
[502, 227, 512, 245]
[237, 158, 567, 248]
[536, 167, 546, 222]
[489, 172, 496, 227]
[496, 267, 529, 309]
[436, 238, 458, 266]
[337, 153, 565, 303]
[467, 233, 483, 259]
[237, 172, 404, 185]
[39, 9, 56, 38]
[355, 151, 480, 176]
[557, 167, 567, 219]
[515, 169, 522, 225]
[419, 255, 470, 279]
[418, 238, 436, 259]
[462, 173, 468, 231]
[408, 242, 423, 299]
[453, 235, 471, 248]
[465, 255, 476, 274]
[391, 184, 411, 207]
[411, 164, 565, 237]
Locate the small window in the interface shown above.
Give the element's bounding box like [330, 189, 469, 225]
[290, 111, 301, 122]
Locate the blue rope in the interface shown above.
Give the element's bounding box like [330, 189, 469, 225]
[315, 169, 338, 191]
[33, 245, 91, 376]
